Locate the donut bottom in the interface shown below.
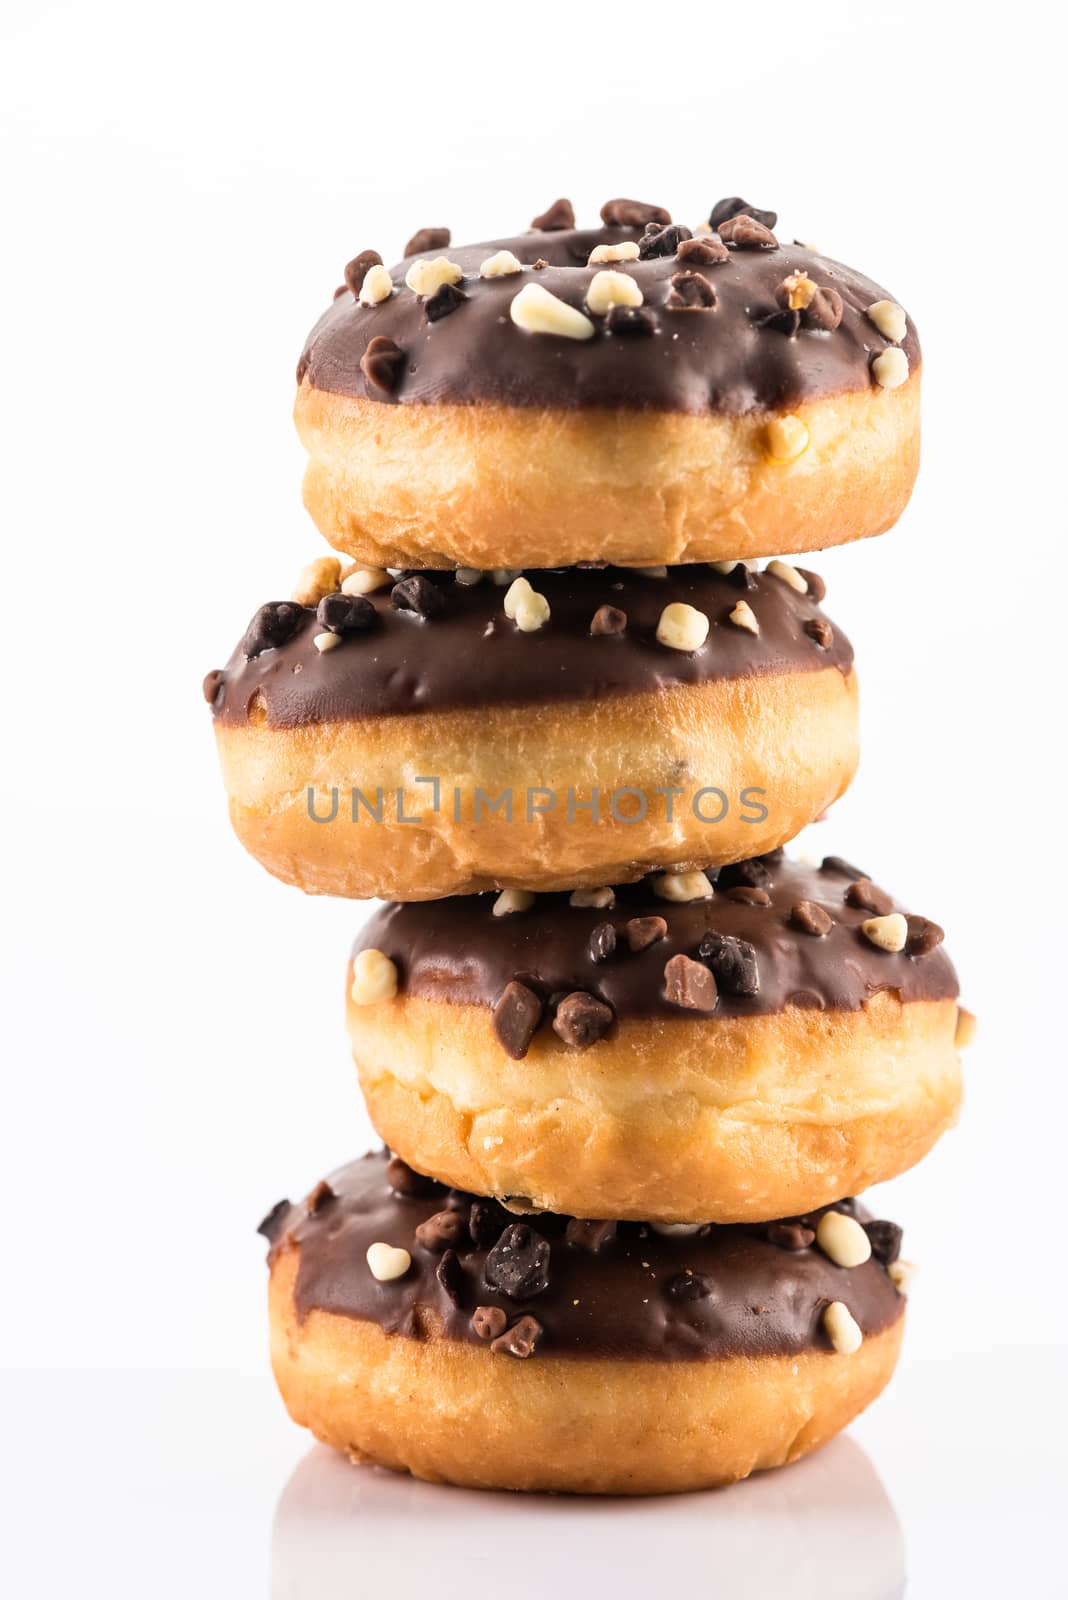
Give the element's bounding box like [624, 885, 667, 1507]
[349, 991, 963, 1223]
[268, 1250, 904, 1495]
[296, 375, 920, 570]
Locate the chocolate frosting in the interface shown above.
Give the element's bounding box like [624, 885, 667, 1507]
[298, 223, 920, 416]
[265, 1151, 904, 1361]
[209, 565, 851, 728]
[352, 854, 958, 1023]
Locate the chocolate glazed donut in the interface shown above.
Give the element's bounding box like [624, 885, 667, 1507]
[346, 854, 970, 1222]
[295, 198, 921, 569]
[262, 1151, 910, 1494]
[205, 562, 859, 899]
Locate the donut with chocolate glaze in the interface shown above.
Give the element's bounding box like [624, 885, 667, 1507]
[206, 562, 858, 899]
[346, 854, 967, 1222]
[263, 1151, 907, 1494]
[296, 200, 921, 571]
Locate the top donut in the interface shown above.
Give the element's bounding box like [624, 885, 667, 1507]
[296, 196, 921, 571]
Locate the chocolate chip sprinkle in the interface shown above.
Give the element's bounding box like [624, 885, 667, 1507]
[625, 915, 667, 952]
[436, 1249, 463, 1304]
[241, 600, 303, 660]
[666, 270, 717, 310]
[791, 900, 834, 937]
[667, 1270, 713, 1301]
[864, 1220, 903, 1265]
[797, 567, 826, 602]
[590, 604, 627, 635]
[415, 1209, 468, 1252]
[638, 222, 693, 259]
[359, 334, 405, 393]
[316, 592, 377, 635]
[822, 855, 867, 880]
[804, 618, 834, 649]
[600, 197, 671, 227]
[906, 916, 945, 957]
[491, 1313, 543, 1358]
[605, 303, 656, 338]
[391, 574, 445, 619]
[202, 668, 224, 705]
[468, 1198, 511, 1248]
[565, 1218, 617, 1253]
[719, 858, 771, 891]
[484, 1223, 551, 1299]
[552, 990, 614, 1048]
[710, 196, 778, 232]
[697, 932, 760, 996]
[386, 1156, 436, 1197]
[472, 1305, 507, 1340]
[257, 1198, 292, 1245]
[530, 198, 575, 231]
[424, 281, 467, 322]
[404, 226, 451, 257]
[492, 979, 544, 1059]
[343, 249, 383, 296]
[588, 921, 617, 964]
[677, 235, 730, 266]
[663, 953, 718, 1012]
[304, 1179, 335, 1214]
[717, 214, 779, 250]
[847, 878, 894, 917]
[724, 885, 772, 906]
[766, 1223, 815, 1251]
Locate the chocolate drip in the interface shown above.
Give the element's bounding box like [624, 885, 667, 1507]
[270, 1152, 904, 1362]
[299, 228, 919, 416]
[352, 856, 958, 1023]
[209, 565, 851, 728]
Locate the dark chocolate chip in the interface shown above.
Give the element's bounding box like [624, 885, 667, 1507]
[663, 953, 718, 1012]
[709, 196, 778, 231]
[718, 858, 771, 891]
[472, 1305, 508, 1340]
[332, 285, 348, 300]
[424, 281, 467, 321]
[386, 1156, 438, 1198]
[774, 274, 843, 332]
[468, 1198, 511, 1248]
[492, 980, 544, 1059]
[821, 854, 867, 879]
[725, 560, 756, 588]
[491, 1313, 543, 1358]
[666, 270, 717, 310]
[791, 900, 834, 936]
[533, 257, 549, 270]
[605, 303, 656, 337]
[667, 1271, 712, 1301]
[344, 249, 383, 296]
[316, 592, 377, 635]
[591, 604, 628, 635]
[304, 1179, 335, 1214]
[804, 285, 844, 331]
[804, 618, 834, 649]
[864, 1220, 903, 1265]
[484, 1223, 551, 1299]
[724, 885, 772, 906]
[638, 222, 693, 259]
[360, 335, 406, 393]
[796, 567, 826, 602]
[553, 991, 614, 1048]
[906, 916, 945, 957]
[625, 915, 668, 952]
[415, 1209, 468, 1252]
[766, 1223, 815, 1251]
[587, 921, 618, 964]
[202, 668, 224, 705]
[717, 214, 779, 250]
[436, 1249, 463, 1305]
[847, 878, 894, 917]
[677, 235, 730, 265]
[404, 226, 451, 256]
[241, 601, 304, 659]
[697, 932, 760, 996]
[600, 197, 671, 227]
[391, 574, 445, 619]
[256, 1198, 292, 1244]
[565, 1218, 617, 1253]
[530, 198, 575, 231]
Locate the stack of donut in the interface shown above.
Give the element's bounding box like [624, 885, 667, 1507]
[206, 194, 970, 1495]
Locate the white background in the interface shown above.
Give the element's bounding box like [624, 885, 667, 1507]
[2, 3, 1065, 1594]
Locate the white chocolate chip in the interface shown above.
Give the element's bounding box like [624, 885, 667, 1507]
[493, 888, 535, 916]
[765, 415, 810, 462]
[586, 269, 644, 315]
[710, 559, 758, 574]
[405, 256, 463, 297]
[503, 577, 534, 619]
[480, 250, 523, 278]
[823, 1301, 863, 1355]
[872, 347, 910, 389]
[728, 600, 760, 635]
[766, 559, 808, 593]
[867, 299, 907, 342]
[366, 1242, 411, 1282]
[588, 241, 641, 264]
[455, 567, 484, 586]
[888, 1259, 917, 1294]
[861, 912, 908, 952]
[656, 602, 710, 652]
[650, 1222, 703, 1237]
[341, 566, 391, 595]
[510, 282, 595, 340]
[652, 870, 713, 903]
[816, 1210, 873, 1269]
[313, 631, 342, 653]
[350, 948, 399, 1005]
[515, 591, 551, 632]
[359, 264, 394, 305]
[955, 1007, 977, 1049]
[292, 557, 342, 606]
[492, 568, 522, 586]
[569, 887, 616, 909]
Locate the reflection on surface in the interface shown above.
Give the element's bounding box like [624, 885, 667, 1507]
[271, 1433, 905, 1600]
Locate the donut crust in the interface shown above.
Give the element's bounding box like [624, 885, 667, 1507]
[268, 1248, 904, 1495]
[347, 987, 962, 1222]
[296, 375, 920, 570]
[213, 668, 858, 900]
